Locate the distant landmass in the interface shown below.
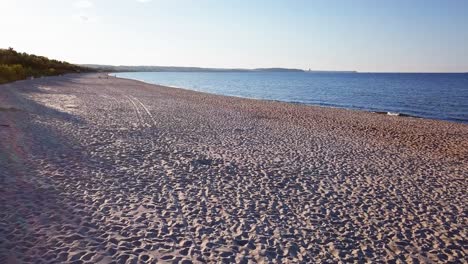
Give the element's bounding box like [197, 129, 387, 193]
[82, 64, 356, 73]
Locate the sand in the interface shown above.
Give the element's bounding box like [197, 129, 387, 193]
[0, 73, 466, 263]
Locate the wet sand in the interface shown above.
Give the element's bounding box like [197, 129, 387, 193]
[0, 73, 467, 263]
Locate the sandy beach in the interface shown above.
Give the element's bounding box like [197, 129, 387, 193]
[0, 73, 466, 263]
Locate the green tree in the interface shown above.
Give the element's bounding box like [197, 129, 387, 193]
[0, 48, 94, 84]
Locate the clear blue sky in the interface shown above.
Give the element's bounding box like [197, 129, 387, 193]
[2, 0, 467, 72]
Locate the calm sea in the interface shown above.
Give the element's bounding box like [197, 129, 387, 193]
[115, 72, 468, 123]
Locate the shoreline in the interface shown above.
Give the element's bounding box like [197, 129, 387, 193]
[109, 73, 467, 124]
[1, 73, 467, 262]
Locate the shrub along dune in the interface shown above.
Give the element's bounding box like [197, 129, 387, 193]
[0, 48, 92, 84]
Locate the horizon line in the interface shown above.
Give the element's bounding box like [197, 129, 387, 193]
[80, 64, 468, 74]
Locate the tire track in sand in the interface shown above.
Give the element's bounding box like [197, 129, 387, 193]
[130, 95, 206, 262]
[125, 95, 145, 127]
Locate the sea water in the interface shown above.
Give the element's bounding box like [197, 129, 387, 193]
[115, 72, 468, 123]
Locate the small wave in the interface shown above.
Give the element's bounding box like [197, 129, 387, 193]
[371, 111, 417, 118]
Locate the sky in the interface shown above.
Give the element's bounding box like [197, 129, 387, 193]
[1, 0, 467, 72]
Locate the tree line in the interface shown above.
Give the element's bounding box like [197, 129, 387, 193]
[0, 48, 93, 84]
